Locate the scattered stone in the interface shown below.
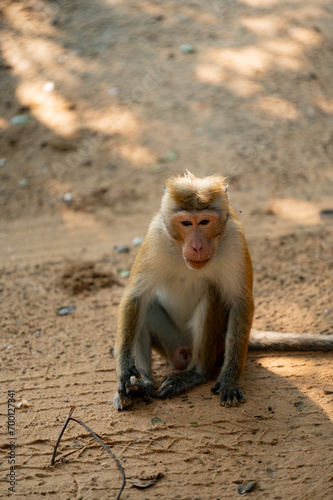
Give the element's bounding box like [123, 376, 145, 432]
[151, 417, 165, 425]
[319, 209, 333, 219]
[19, 179, 29, 188]
[43, 81, 55, 93]
[10, 115, 30, 125]
[180, 43, 196, 54]
[0, 158, 6, 167]
[158, 150, 178, 162]
[132, 479, 158, 489]
[114, 245, 131, 254]
[61, 192, 73, 203]
[118, 269, 130, 279]
[56, 305, 76, 316]
[132, 236, 145, 247]
[33, 330, 41, 337]
[237, 481, 257, 494]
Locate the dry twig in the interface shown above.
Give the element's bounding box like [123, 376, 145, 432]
[51, 406, 125, 500]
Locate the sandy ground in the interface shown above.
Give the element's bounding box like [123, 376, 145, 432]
[0, 0, 333, 498]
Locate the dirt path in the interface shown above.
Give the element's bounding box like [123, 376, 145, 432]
[0, 1, 332, 498]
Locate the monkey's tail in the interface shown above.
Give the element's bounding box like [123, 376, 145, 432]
[249, 330, 333, 352]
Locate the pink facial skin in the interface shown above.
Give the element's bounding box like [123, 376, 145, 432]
[171, 213, 220, 270]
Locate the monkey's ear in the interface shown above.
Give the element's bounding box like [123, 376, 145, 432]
[224, 184, 229, 195]
[163, 186, 166, 194]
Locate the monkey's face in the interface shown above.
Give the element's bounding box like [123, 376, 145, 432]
[171, 212, 222, 270]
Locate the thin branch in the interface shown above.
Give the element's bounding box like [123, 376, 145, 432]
[51, 407, 126, 500]
[51, 405, 76, 466]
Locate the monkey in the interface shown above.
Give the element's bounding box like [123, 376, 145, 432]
[114, 172, 333, 410]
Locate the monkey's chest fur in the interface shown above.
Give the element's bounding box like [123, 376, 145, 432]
[156, 278, 203, 332]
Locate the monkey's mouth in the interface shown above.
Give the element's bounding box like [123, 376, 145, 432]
[185, 258, 210, 269]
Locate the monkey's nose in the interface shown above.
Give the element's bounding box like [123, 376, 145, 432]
[192, 244, 202, 254]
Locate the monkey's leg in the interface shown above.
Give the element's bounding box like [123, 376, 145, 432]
[157, 368, 205, 399]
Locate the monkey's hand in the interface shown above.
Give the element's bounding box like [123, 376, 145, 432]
[211, 376, 245, 407]
[157, 367, 205, 399]
[114, 359, 153, 410]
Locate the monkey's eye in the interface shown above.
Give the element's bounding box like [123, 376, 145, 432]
[199, 219, 210, 226]
[181, 221, 192, 226]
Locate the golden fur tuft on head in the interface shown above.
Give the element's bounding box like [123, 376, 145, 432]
[165, 171, 228, 211]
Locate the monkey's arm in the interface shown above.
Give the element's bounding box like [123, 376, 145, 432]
[115, 292, 144, 409]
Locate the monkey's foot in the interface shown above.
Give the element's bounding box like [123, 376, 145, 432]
[114, 376, 153, 411]
[211, 378, 245, 407]
[157, 368, 205, 399]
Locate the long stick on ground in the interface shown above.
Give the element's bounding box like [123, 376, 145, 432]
[51, 406, 126, 500]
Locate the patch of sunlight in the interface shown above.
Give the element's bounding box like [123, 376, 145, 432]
[264, 38, 303, 56]
[241, 16, 283, 37]
[87, 108, 139, 136]
[0, 117, 8, 129]
[60, 207, 103, 233]
[258, 96, 299, 120]
[239, 0, 281, 7]
[195, 63, 263, 96]
[16, 83, 78, 136]
[315, 98, 333, 115]
[262, 40, 304, 70]
[117, 143, 155, 165]
[268, 198, 320, 224]
[202, 46, 271, 78]
[4, 2, 58, 36]
[226, 78, 263, 96]
[257, 354, 333, 422]
[195, 65, 228, 85]
[288, 27, 323, 46]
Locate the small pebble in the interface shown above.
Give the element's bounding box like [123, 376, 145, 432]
[61, 192, 73, 203]
[158, 150, 178, 162]
[237, 481, 257, 494]
[180, 44, 196, 54]
[19, 179, 29, 188]
[114, 245, 131, 254]
[319, 209, 333, 219]
[56, 305, 76, 316]
[10, 115, 30, 125]
[118, 269, 131, 278]
[132, 236, 145, 247]
[43, 81, 55, 93]
[0, 158, 6, 167]
[34, 330, 41, 337]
